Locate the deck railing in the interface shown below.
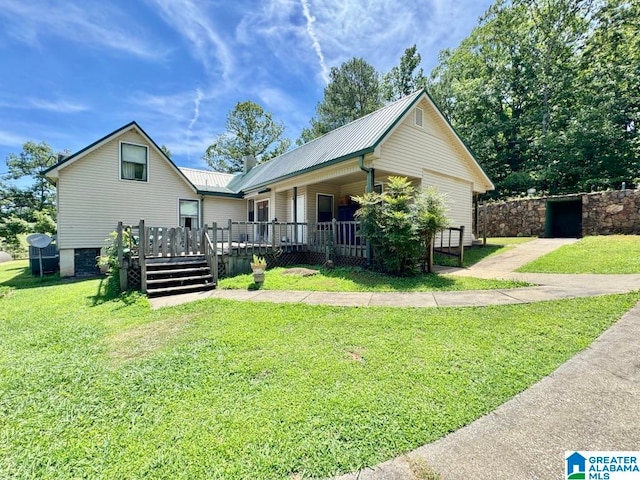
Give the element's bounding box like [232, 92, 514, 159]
[433, 226, 465, 267]
[213, 220, 365, 259]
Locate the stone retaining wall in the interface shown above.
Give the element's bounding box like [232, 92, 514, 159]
[479, 189, 640, 237]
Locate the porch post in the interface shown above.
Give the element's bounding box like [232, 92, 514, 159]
[139, 219, 147, 293]
[364, 164, 375, 264]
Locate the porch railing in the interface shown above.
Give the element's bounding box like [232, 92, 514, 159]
[213, 219, 365, 259]
[433, 225, 465, 267]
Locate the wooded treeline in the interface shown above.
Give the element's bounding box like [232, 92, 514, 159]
[428, 0, 639, 197]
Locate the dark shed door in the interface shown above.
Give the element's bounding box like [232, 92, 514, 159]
[545, 199, 582, 238]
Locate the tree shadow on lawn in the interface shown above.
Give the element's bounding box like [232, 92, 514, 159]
[433, 244, 505, 268]
[0, 264, 138, 307]
[90, 275, 139, 307]
[1, 265, 65, 290]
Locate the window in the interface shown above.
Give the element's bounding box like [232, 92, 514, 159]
[247, 199, 255, 221]
[373, 183, 383, 194]
[317, 194, 334, 222]
[179, 199, 199, 229]
[414, 107, 423, 127]
[121, 142, 148, 181]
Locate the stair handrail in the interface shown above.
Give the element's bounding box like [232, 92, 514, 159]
[203, 224, 218, 285]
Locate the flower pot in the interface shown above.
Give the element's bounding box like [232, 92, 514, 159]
[251, 264, 266, 284]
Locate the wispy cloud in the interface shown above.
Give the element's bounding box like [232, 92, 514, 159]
[300, 0, 330, 83]
[0, 130, 26, 147]
[0, 1, 167, 60]
[27, 99, 88, 113]
[146, 0, 234, 81]
[188, 89, 204, 131]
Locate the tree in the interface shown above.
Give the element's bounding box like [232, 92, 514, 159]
[3, 141, 57, 215]
[160, 144, 172, 158]
[203, 101, 291, 173]
[382, 45, 427, 102]
[1, 141, 59, 256]
[299, 58, 382, 144]
[561, 0, 640, 191]
[429, 0, 597, 196]
[353, 177, 448, 275]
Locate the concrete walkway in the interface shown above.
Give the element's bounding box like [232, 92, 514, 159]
[149, 238, 640, 309]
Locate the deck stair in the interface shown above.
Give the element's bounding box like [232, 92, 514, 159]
[145, 255, 215, 297]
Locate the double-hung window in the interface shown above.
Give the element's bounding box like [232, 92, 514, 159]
[121, 142, 148, 181]
[179, 199, 199, 229]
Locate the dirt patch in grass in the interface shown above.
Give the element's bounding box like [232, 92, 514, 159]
[107, 315, 193, 362]
[344, 346, 366, 362]
[281, 267, 319, 277]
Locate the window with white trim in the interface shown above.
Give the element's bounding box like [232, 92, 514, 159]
[317, 194, 334, 222]
[121, 142, 148, 181]
[415, 107, 424, 127]
[179, 199, 199, 228]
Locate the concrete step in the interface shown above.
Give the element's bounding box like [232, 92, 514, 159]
[147, 274, 213, 287]
[147, 282, 215, 298]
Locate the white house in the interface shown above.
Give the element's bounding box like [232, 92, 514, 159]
[45, 89, 494, 277]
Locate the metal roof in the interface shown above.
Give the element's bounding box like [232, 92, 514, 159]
[227, 89, 425, 192]
[179, 167, 237, 194]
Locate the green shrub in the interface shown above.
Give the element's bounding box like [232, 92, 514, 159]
[353, 177, 448, 275]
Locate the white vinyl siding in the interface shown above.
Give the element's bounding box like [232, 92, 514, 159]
[201, 197, 246, 228]
[375, 98, 488, 193]
[56, 130, 196, 249]
[422, 170, 473, 246]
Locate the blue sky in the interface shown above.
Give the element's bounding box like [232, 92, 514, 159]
[0, 0, 493, 173]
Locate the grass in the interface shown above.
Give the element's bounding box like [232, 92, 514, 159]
[518, 235, 640, 274]
[1, 259, 637, 479]
[218, 265, 528, 292]
[434, 236, 535, 268]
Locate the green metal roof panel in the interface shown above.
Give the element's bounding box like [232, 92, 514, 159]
[230, 90, 424, 192]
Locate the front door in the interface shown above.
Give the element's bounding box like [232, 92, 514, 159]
[256, 199, 269, 242]
[293, 194, 305, 243]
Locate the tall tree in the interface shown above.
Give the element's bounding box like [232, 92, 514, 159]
[299, 57, 382, 144]
[203, 101, 291, 173]
[382, 45, 427, 102]
[3, 141, 57, 215]
[429, 0, 601, 197]
[1, 141, 59, 255]
[561, 0, 640, 191]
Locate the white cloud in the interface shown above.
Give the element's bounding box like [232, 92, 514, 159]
[0, 130, 26, 147]
[0, 1, 167, 60]
[300, 0, 330, 83]
[27, 99, 88, 113]
[188, 89, 205, 131]
[146, 0, 234, 81]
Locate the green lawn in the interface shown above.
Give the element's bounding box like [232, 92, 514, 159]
[1, 260, 636, 479]
[434, 237, 535, 268]
[518, 235, 640, 273]
[219, 266, 528, 291]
